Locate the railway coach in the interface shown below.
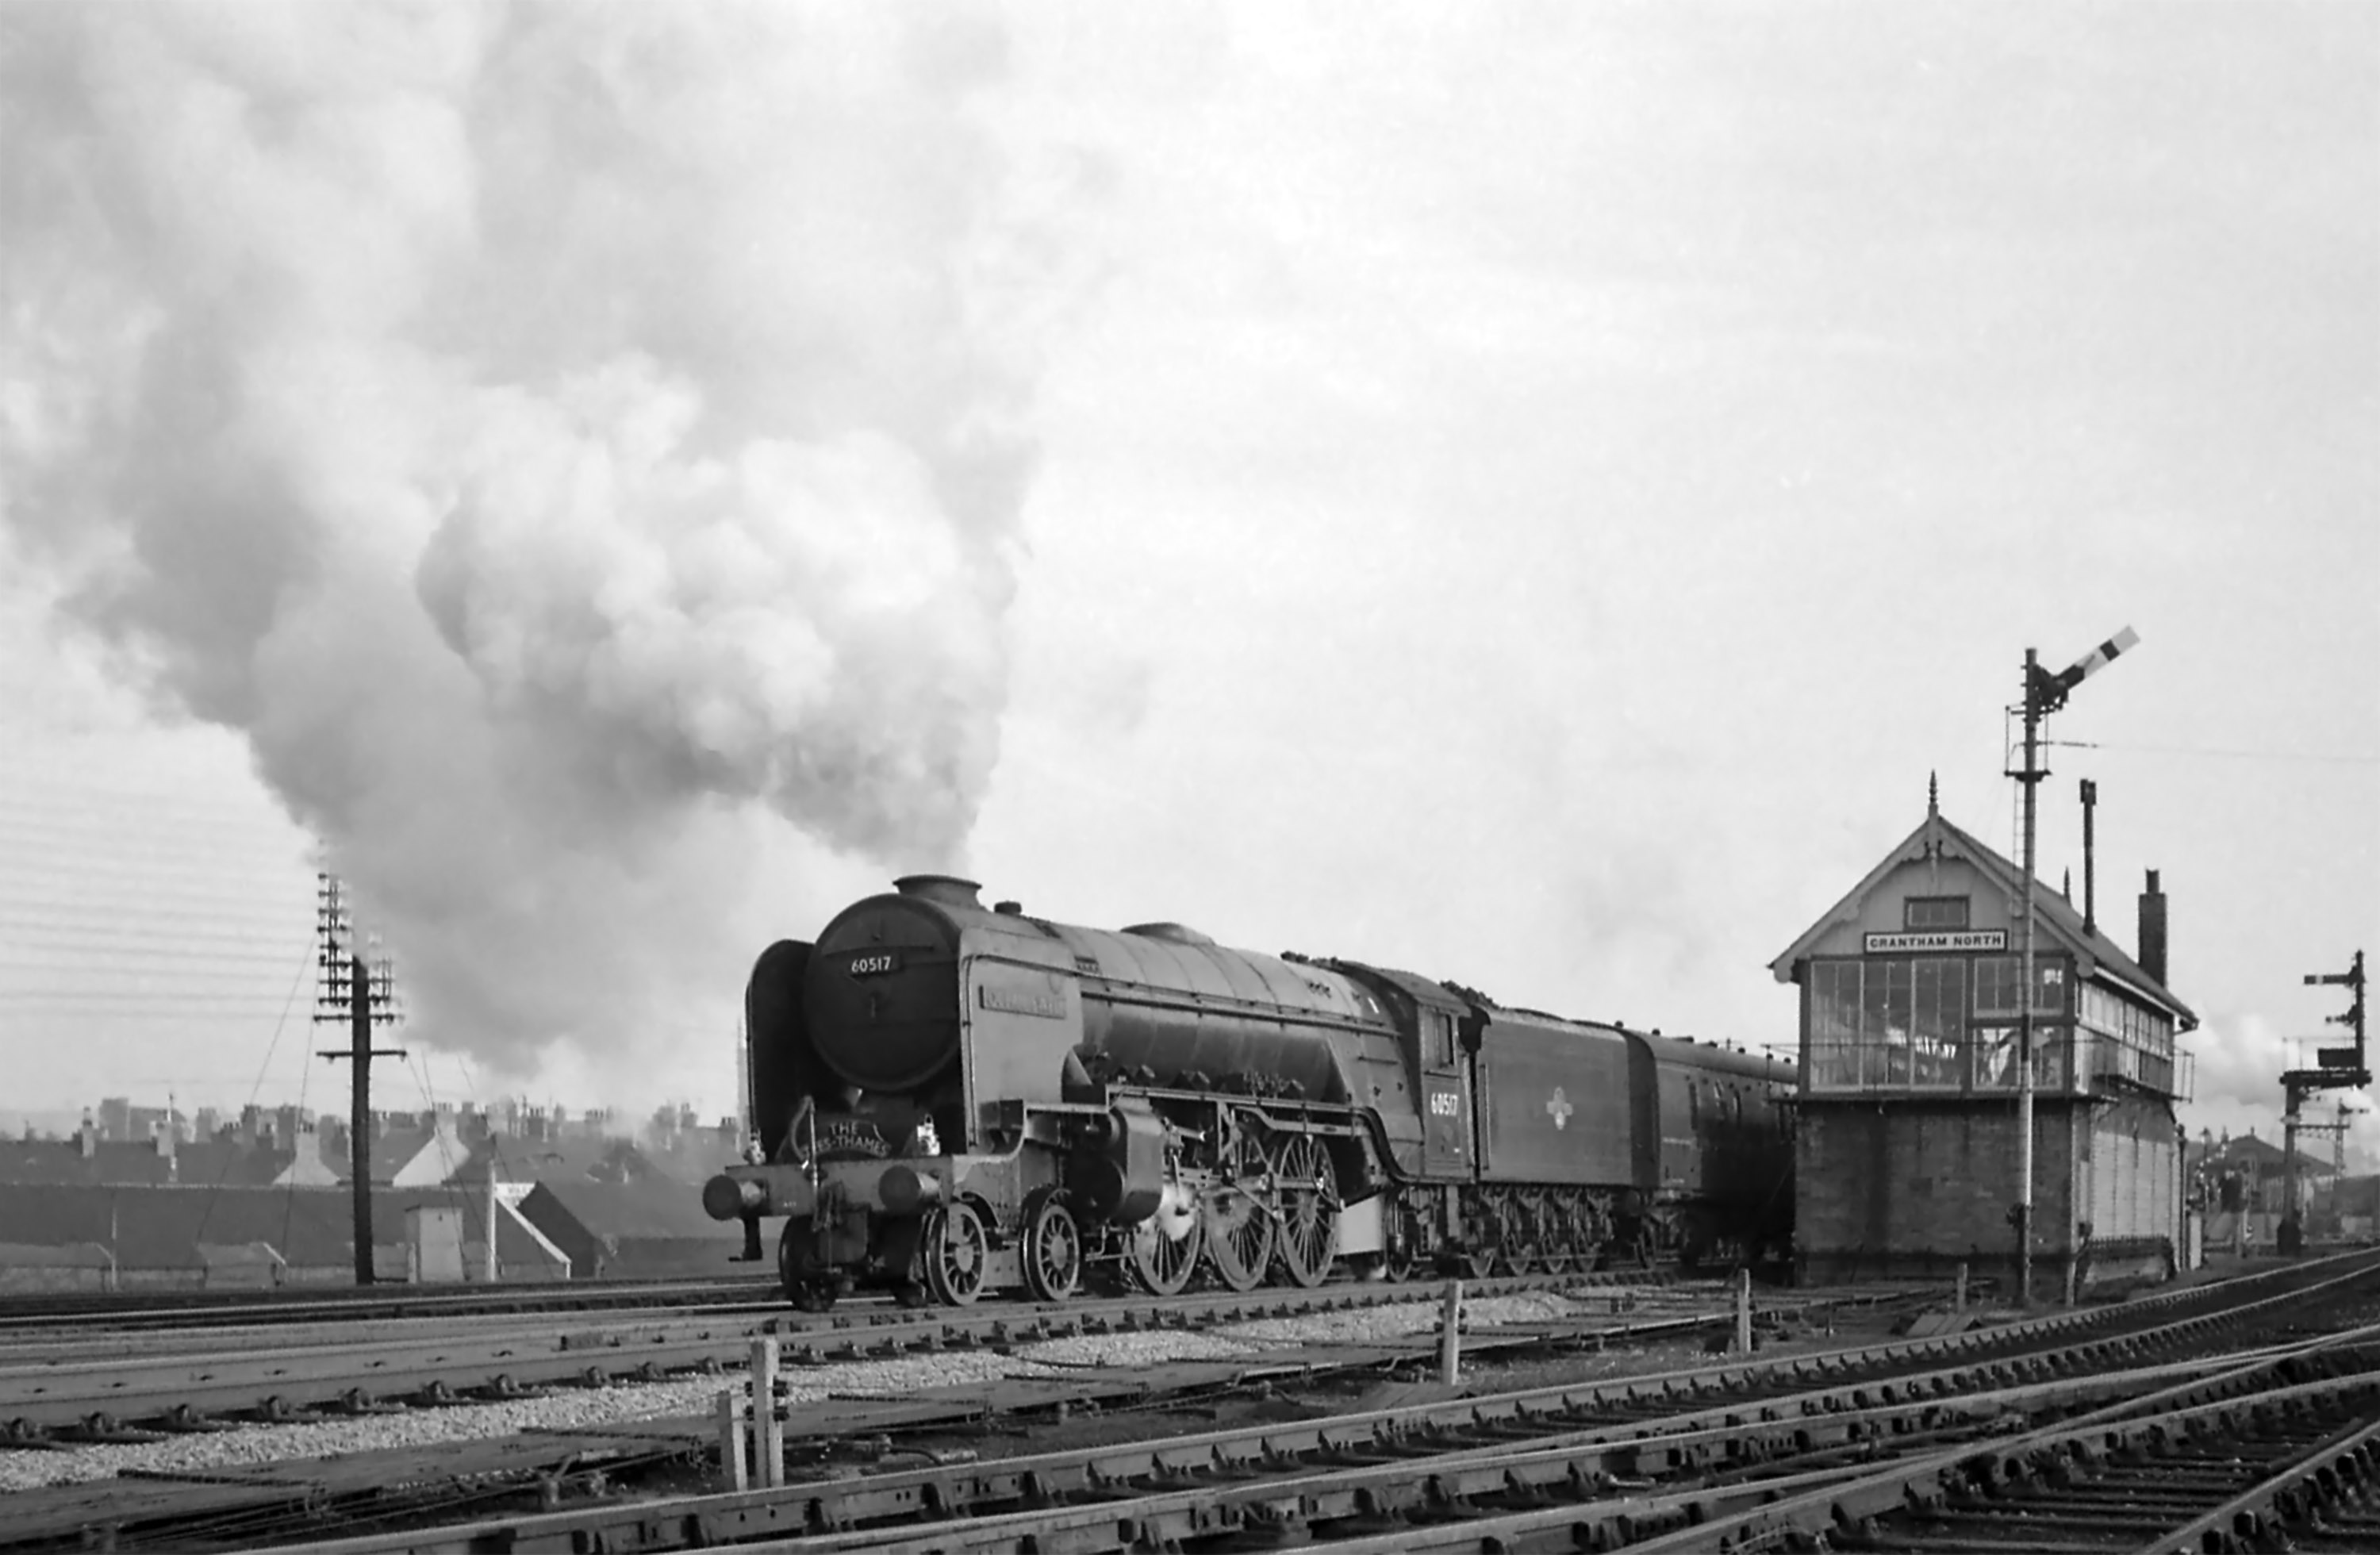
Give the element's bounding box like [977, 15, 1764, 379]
[702, 876, 1794, 1307]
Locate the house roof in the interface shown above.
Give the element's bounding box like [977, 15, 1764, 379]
[0, 1138, 170, 1187]
[0, 1137, 293, 1189]
[2184, 1134, 2332, 1175]
[0, 1184, 567, 1269]
[521, 1177, 743, 1244]
[635, 1132, 746, 1188]
[286, 1119, 476, 1187]
[1768, 801, 2197, 1030]
[452, 1135, 678, 1188]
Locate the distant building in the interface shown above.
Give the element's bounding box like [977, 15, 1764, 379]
[0, 1120, 287, 1190]
[276, 1115, 474, 1189]
[0, 1184, 570, 1290]
[2189, 1130, 2329, 1247]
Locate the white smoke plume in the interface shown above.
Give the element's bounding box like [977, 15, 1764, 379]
[2, 2, 1062, 1077]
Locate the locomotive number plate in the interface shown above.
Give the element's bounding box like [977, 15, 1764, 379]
[846, 951, 904, 977]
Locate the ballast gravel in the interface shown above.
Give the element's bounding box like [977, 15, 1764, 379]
[0, 1289, 1597, 1495]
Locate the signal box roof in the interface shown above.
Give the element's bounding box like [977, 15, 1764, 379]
[1768, 797, 2197, 1031]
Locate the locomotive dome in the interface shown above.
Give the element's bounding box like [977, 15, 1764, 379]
[802, 874, 980, 1092]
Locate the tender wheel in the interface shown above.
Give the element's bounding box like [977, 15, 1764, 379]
[1203, 1131, 1275, 1293]
[1269, 1133, 1338, 1288]
[921, 1203, 989, 1306]
[1020, 1189, 1083, 1303]
[1541, 1196, 1586, 1274]
[1127, 1212, 1203, 1296]
[1496, 1196, 1542, 1277]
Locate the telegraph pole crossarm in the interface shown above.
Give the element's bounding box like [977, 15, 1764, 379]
[313, 877, 407, 1287]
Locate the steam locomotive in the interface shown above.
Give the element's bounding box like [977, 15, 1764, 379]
[703, 876, 1795, 1307]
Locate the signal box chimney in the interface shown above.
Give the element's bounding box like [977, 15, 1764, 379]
[2139, 869, 2168, 986]
[2079, 779, 2098, 937]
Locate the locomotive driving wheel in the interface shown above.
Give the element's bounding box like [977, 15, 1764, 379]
[1019, 1188, 1082, 1303]
[1202, 1130, 1275, 1292]
[920, 1202, 988, 1306]
[1127, 1211, 1203, 1296]
[1268, 1132, 1338, 1288]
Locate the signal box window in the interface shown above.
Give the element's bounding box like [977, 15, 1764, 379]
[1905, 897, 1970, 930]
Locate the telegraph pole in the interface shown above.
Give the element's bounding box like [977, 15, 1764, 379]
[2012, 628, 2139, 1307]
[313, 876, 406, 1286]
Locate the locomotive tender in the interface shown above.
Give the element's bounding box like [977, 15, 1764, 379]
[704, 876, 1794, 1307]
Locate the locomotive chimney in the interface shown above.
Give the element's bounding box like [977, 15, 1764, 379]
[2138, 869, 2167, 987]
[894, 875, 984, 909]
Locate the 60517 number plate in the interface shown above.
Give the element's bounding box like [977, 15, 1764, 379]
[846, 951, 903, 977]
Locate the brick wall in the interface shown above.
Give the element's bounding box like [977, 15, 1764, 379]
[1796, 1097, 2088, 1288]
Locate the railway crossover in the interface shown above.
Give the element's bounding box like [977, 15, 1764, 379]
[2, 1267, 1693, 1441]
[186, 1250, 2380, 1555]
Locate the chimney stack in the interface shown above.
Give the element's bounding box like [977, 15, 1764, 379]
[2139, 868, 2168, 987]
[79, 1113, 97, 1159]
[2079, 778, 2099, 936]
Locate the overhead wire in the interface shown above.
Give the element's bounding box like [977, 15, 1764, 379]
[193, 939, 317, 1250]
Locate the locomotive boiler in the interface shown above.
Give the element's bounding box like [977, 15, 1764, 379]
[703, 875, 1794, 1307]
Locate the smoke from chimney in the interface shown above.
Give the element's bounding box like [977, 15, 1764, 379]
[1, 6, 1084, 1077]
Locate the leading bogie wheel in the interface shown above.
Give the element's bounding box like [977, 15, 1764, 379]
[1020, 1188, 1083, 1303]
[922, 1202, 989, 1306]
[778, 1217, 835, 1311]
[1268, 1132, 1338, 1288]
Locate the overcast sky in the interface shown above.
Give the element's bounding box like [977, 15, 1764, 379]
[2, 2, 2373, 1157]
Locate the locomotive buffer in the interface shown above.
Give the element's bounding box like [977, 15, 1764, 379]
[2279, 950, 2367, 1256]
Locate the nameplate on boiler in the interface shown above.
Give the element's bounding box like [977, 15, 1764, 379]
[978, 983, 1067, 1019]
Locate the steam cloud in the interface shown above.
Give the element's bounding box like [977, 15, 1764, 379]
[2, 2, 1056, 1078]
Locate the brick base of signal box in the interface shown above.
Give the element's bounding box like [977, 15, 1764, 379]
[1795, 1092, 2179, 1301]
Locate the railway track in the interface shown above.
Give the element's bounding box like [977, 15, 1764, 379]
[1626, 1348, 2380, 1553]
[0, 1276, 785, 1334]
[146, 1251, 2380, 1555]
[2, 1267, 1692, 1439]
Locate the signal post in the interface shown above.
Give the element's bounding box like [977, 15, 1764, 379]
[2010, 628, 2139, 1305]
[2280, 951, 2368, 1254]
